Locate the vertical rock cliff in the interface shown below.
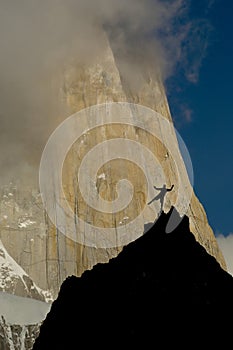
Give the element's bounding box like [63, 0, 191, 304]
[0, 30, 227, 349]
[0, 34, 226, 300]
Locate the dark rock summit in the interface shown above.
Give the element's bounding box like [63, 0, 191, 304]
[33, 208, 233, 349]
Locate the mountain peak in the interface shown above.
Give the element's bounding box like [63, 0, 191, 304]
[33, 207, 233, 348]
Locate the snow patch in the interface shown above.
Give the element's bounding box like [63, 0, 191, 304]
[97, 173, 106, 180]
[0, 240, 26, 280]
[119, 216, 129, 225]
[0, 291, 51, 325]
[18, 219, 36, 229]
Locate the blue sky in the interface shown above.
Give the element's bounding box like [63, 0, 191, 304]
[166, 0, 233, 238]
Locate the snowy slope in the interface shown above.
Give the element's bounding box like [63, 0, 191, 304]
[0, 291, 51, 325]
[0, 239, 53, 302]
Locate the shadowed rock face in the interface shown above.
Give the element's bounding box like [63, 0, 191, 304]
[33, 208, 233, 349]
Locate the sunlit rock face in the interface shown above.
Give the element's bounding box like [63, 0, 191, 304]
[57, 37, 226, 274]
[0, 34, 226, 306]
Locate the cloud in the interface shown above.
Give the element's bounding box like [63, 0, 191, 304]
[0, 0, 213, 185]
[216, 234, 233, 277]
[182, 19, 213, 83]
[206, 0, 215, 10]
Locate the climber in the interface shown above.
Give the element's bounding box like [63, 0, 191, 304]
[147, 184, 174, 212]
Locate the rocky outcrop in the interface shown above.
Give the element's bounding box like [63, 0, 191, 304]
[0, 184, 55, 299]
[32, 208, 233, 349]
[0, 317, 40, 350]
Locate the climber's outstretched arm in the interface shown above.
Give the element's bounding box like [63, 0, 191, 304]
[153, 185, 162, 190]
[167, 184, 174, 191]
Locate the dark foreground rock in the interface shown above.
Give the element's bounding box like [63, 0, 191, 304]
[33, 208, 233, 349]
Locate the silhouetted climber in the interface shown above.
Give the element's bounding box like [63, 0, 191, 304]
[147, 184, 174, 212]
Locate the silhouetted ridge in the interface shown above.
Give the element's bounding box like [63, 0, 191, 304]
[33, 207, 233, 349]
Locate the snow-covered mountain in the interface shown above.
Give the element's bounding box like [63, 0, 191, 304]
[0, 238, 52, 349]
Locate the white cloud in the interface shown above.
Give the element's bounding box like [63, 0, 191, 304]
[216, 233, 233, 277]
[0, 0, 214, 182]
